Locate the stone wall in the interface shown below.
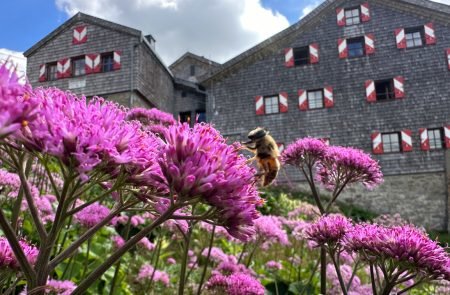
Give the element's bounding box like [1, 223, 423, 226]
[292, 171, 447, 231]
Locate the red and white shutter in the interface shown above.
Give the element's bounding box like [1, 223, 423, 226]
[336, 8, 346, 26]
[113, 51, 122, 70]
[338, 38, 348, 59]
[447, 49, 450, 70]
[393, 76, 405, 99]
[360, 2, 371, 22]
[401, 130, 413, 152]
[395, 28, 406, 49]
[365, 34, 375, 55]
[57, 58, 71, 79]
[365, 80, 376, 102]
[284, 48, 294, 68]
[419, 128, 430, 151]
[39, 64, 46, 82]
[371, 132, 383, 154]
[444, 126, 450, 149]
[255, 96, 264, 115]
[279, 92, 288, 113]
[73, 26, 87, 44]
[309, 43, 319, 64]
[324, 86, 334, 108]
[424, 23, 436, 45]
[85, 54, 101, 74]
[277, 143, 285, 153]
[298, 89, 308, 111]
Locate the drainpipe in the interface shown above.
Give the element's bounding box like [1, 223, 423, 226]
[129, 37, 140, 107]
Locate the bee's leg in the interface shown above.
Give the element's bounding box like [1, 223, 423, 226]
[246, 156, 257, 164]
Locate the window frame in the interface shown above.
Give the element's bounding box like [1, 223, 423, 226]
[307, 89, 324, 110]
[101, 52, 114, 73]
[374, 79, 395, 101]
[428, 128, 445, 150]
[179, 111, 192, 126]
[293, 46, 310, 66]
[347, 37, 365, 58]
[344, 6, 361, 26]
[46, 62, 58, 81]
[264, 95, 280, 115]
[405, 27, 425, 49]
[382, 132, 401, 153]
[71, 56, 86, 77]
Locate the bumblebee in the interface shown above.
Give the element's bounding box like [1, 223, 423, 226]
[242, 127, 281, 187]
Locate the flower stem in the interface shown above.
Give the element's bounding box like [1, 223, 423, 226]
[197, 225, 216, 295]
[81, 238, 92, 279]
[72, 205, 178, 295]
[329, 250, 347, 295]
[178, 224, 193, 295]
[370, 263, 378, 295]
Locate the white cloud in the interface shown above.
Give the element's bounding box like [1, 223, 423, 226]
[300, 1, 321, 19]
[0, 49, 27, 83]
[431, 0, 450, 4]
[55, 0, 289, 65]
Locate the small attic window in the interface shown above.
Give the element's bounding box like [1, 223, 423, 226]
[190, 65, 196, 76]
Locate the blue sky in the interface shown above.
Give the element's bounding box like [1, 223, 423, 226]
[1, 0, 449, 64]
[1, 0, 316, 53]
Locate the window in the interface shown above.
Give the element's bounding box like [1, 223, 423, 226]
[375, 80, 395, 101]
[293, 46, 309, 66]
[405, 27, 424, 48]
[345, 7, 360, 26]
[47, 62, 57, 81]
[428, 128, 444, 150]
[382, 133, 400, 153]
[190, 65, 196, 76]
[181, 91, 187, 98]
[71, 57, 85, 76]
[264, 95, 279, 114]
[179, 111, 192, 126]
[196, 110, 206, 123]
[307, 90, 324, 109]
[101, 53, 114, 73]
[347, 37, 365, 58]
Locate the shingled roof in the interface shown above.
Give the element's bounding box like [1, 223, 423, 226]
[169, 51, 220, 70]
[23, 12, 173, 77]
[200, 0, 450, 84]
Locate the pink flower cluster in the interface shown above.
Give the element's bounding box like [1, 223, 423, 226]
[137, 264, 170, 286]
[206, 273, 265, 295]
[306, 214, 353, 248]
[265, 260, 282, 271]
[253, 216, 289, 246]
[74, 202, 115, 228]
[126, 107, 176, 126]
[0, 237, 38, 270]
[316, 146, 383, 190]
[326, 263, 372, 295]
[0, 61, 37, 139]
[280, 137, 327, 167]
[0, 168, 21, 197]
[17, 88, 162, 182]
[157, 123, 261, 241]
[344, 224, 450, 280]
[281, 137, 383, 191]
[45, 279, 77, 295]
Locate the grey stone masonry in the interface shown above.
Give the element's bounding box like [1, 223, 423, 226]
[202, 0, 450, 230]
[25, 13, 174, 110]
[205, 0, 450, 176]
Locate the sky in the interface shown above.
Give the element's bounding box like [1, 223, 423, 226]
[1, 0, 450, 66]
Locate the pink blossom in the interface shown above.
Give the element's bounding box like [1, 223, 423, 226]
[0, 237, 38, 270]
[137, 237, 155, 251]
[45, 279, 77, 295]
[306, 214, 353, 249]
[316, 146, 383, 190]
[265, 260, 282, 270]
[281, 137, 328, 167]
[157, 123, 261, 241]
[112, 235, 125, 249]
[206, 273, 265, 295]
[0, 61, 36, 139]
[253, 215, 289, 246]
[74, 202, 114, 228]
[167, 257, 176, 264]
[137, 264, 170, 286]
[344, 224, 450, 281]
